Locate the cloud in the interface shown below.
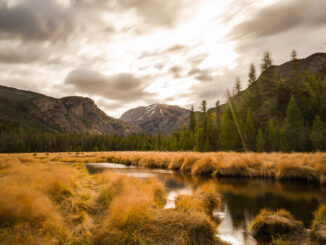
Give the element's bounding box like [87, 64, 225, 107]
[117, 0, 185, 28]
[188, 68, 214, 82]
[0, 40, 56, 64]
[169, 66, 182, 78]
[229, 0, 326, 40]
[65, 69, 155, 102]
[164, 44, 188, 53]
[0, 0, 74, 41]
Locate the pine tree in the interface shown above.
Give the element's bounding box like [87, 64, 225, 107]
[189, 105, 196, 133]
[235, 77, 241, 93]
[155, 133, 162, 150]
[291, 49, 297, 61]
[244, 111, 256, 151]
[204, 138, 211, 152]
[200, 100, 208, 135]
[265, 119, 278, 152]
[214, 100, 222, 150]
[207, 114, 218, 151]
[201, 100, 207, 114]
[219, 105, 242, 151]
[280, 96, 306, 152]
[215, 100, 221, 128]
[194, 128, 205, 152]
[256, 127, 265, 152]
[310, 115, 326, 151]
[101, 143, 107, 151]
[248, 63, 257, 86]
[261, 51, 272, 71]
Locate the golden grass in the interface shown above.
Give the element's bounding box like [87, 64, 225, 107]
[0, 153, 225, 245]
[311, 205, 326, 243]
[175, 181, 220, 217]
[93, 151, 326, 184]
[249, 209, 304, 242]
[312, 205, 326, 229]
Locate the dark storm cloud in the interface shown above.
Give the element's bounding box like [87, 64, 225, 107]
[229, 0, 326, 40]
[65, 69, 155, 102]
[0, 0, 73, 41]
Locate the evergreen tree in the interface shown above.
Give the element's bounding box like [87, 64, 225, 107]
[291, 49, 297, 61]
[310, 115, 326, 151]
[256, 127, 266, 152]
[189, 105, 196, 133]
[214, 101, 222, 150]
[235, 77, 242, 93]
[244, 111, 256, 151]
[93, 145, 99, 152]
[155, 133, 162, 150]
[204, 138, 211, 152]
[101, 143, 107, 151]
[280, 96, 306, 152]
[265, 119, 278, 152]
[194, 128, 205, 152]
[219, 105, 242, 151]
[169, 135, 179, 151]
[215, 100, 221, 128]
[201, 100, 207, 114]
[248, 63, 257, 86]
[200, 100, 208, 136]
[261, 51, 272, 71]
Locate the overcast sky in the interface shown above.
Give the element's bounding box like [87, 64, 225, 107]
[0, 0, 325, 118]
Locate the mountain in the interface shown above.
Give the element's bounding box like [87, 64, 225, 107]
[210, 52, 326, 125]
[120, 104, 190, 134]
[0, 85, 141, 135]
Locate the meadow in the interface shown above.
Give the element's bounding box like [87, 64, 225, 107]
[1, 151, 326, 244]
[0, 153, 226, 245]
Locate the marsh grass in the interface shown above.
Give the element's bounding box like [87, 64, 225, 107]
[0, 153, 224, 244]
[175, 181, 220, 218]
[102, 151, 326, 184]
[311, 205, 326, 243]
[312, 205, 326, 228]
[249, 209, 303, 242]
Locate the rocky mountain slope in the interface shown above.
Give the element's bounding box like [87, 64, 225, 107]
[0, 85, 141, 135]
[120, 104, 190, 134]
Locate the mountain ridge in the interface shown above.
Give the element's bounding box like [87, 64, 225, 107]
[120, 103, 190, 134]
[0, 85, 141, 135]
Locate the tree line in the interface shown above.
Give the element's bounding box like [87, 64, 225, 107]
[1, 50, 326, 153]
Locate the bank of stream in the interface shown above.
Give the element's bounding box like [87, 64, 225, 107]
[86, 162, 326, 245]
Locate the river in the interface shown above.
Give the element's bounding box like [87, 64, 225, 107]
[85, 162, 326, 245]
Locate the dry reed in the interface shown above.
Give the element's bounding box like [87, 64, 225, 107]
[0, 153, 225, 244]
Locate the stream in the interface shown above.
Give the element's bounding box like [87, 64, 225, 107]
[85, 162, 326, 245]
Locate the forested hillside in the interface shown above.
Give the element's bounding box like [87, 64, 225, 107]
[1, 52, 326, 153]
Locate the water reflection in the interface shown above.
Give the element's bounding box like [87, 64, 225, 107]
[85, 162, 326, 245]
